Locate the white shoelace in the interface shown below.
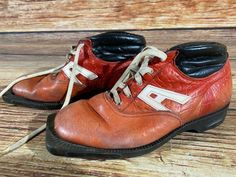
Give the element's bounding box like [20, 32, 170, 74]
[110, 46, 167, 105]
[0, 43, 97, 156]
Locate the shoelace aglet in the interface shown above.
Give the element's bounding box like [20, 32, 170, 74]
[0, 148, 10, 157]
[0, 124, 46, 157]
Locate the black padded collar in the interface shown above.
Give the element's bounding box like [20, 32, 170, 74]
[89, 31, 146, 61]
[171, 42, 228, 78]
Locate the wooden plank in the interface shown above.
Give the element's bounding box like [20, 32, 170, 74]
[0, 0, 236, 32]
[0, 29, 236, 59]
[0, 30, 236, 177]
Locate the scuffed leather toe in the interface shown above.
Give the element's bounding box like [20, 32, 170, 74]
[54, 99, 115, 148]
[54, 100, 109, 148]
[53, 93, 181, 149]
[12, 73, 69, 102]
[12, 76, 45, 100]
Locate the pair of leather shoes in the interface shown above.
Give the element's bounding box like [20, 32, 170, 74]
[1, 32, 232, 158]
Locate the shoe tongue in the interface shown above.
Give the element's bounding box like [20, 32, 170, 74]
[62, 40, 99, 86]
[150, 50, 178, 71]
[68, 39, 92, 63]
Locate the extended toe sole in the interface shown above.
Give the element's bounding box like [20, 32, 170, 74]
[2, 89, 63, 110]
[2, 88, 105, 110]
[46, 104, 229, 159]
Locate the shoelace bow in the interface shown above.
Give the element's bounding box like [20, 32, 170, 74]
[0, 43, 95, 156]
[110, 46, 167, 105]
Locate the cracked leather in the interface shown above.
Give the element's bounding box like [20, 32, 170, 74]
[54, 43, 232, 149]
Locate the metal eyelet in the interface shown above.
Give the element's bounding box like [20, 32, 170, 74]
[149, 69, 154, 74]
[116, 101, 122, 106]
[51, 72, 58, 80]
[137, 82, 143, 86]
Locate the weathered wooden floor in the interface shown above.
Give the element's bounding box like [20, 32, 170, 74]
[0, 29, 235, 177]
[0, 0, 236, 32]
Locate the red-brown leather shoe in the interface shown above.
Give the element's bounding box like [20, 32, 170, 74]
[0, 32, 146, 109]
[46, 42, 232, 158]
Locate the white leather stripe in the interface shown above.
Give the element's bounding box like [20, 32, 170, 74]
[62, 61, 98, 84]
[138, 84, 191, 111]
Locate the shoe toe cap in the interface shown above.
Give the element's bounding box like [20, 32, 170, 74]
[54, 100, 107, 147]
[12, 76, 43, 99]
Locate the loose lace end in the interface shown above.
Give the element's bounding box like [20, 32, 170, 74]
[0, 124, 46, 157]
[0, 149, 10, 157]
[1, 43, 87, 156]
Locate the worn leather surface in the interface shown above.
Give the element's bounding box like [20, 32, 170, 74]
[90, 31, 146, 61]
[12, 33, 145, 102]
[54, 45, 232, 149]
[172, 42, 227, 78]
[12, 41, 130, 102]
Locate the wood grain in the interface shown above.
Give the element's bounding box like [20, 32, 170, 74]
[1, 28, 236, 58]
[0, 0, 236, 32]
[0, 29, 235, 177]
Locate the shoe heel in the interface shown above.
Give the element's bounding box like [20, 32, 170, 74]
[188, 105, 229, 133]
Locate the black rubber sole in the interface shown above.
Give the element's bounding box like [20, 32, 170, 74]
[46, 104, 229, 159]
[2, 88, 106, 110]
[2, 89, 63, 110]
